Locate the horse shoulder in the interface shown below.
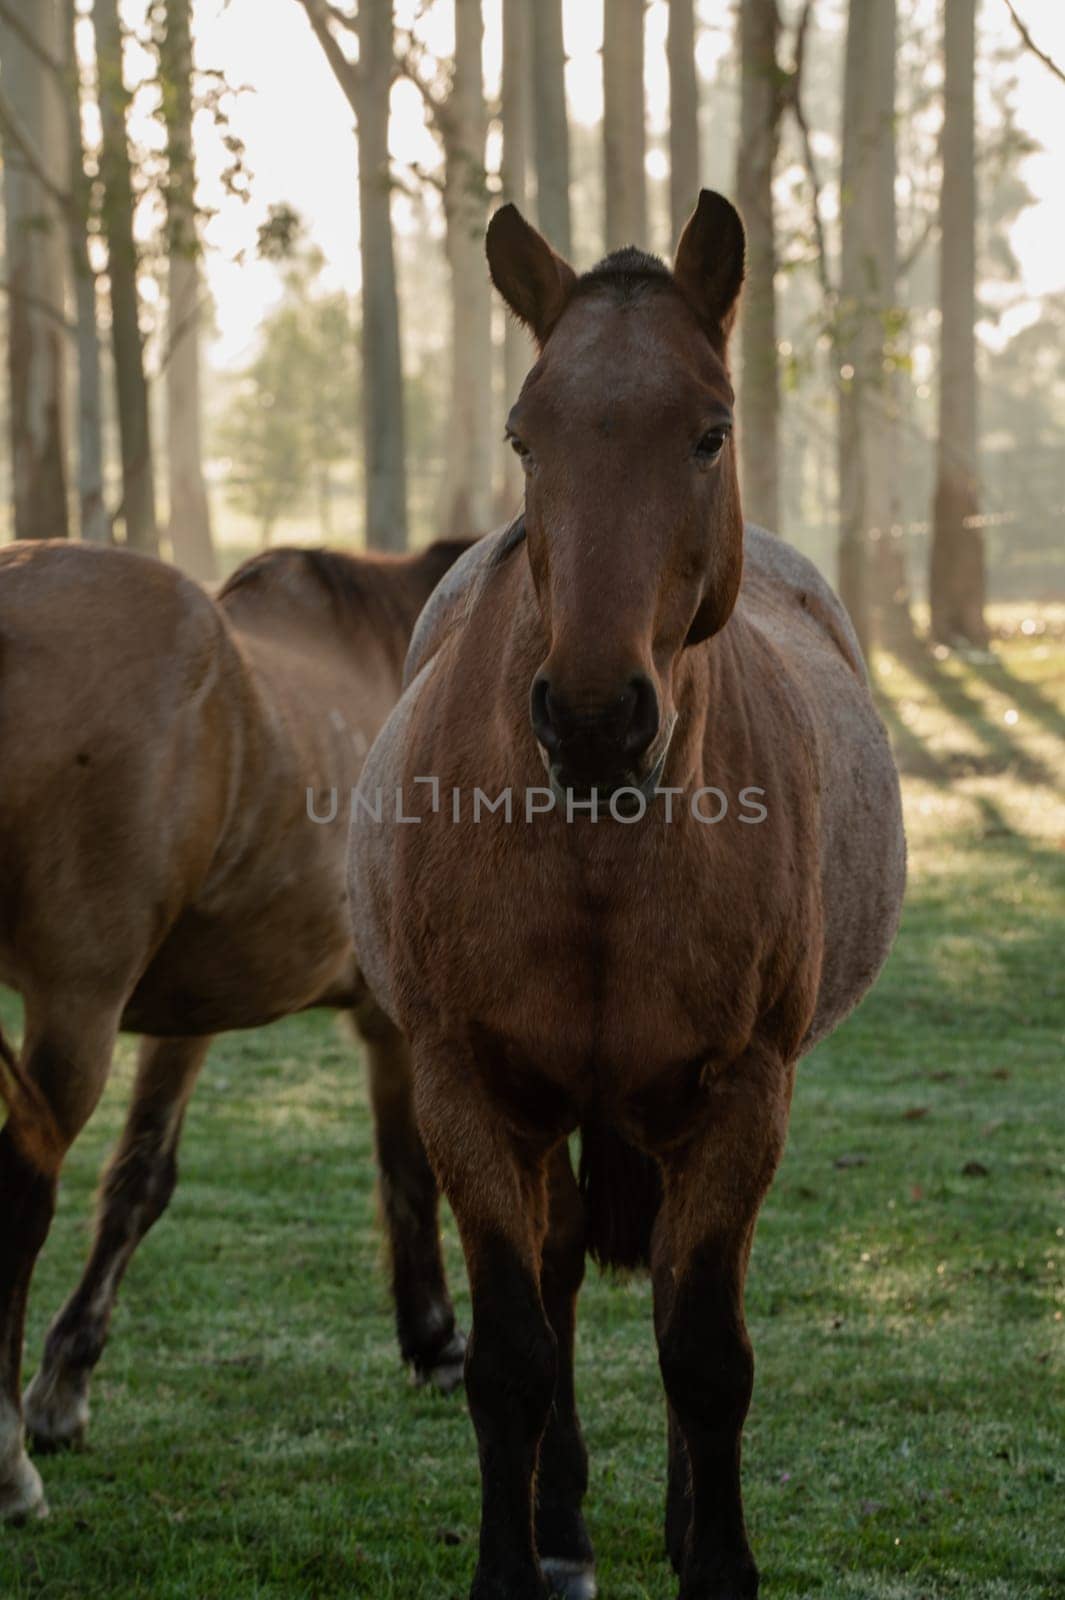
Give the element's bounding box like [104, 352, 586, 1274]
[740, 524, 867, 680]
[403, 524, 520, 689]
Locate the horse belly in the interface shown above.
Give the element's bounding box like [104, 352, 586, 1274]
[124, 863, 356, 1035]
[806, 686, 906, 1051]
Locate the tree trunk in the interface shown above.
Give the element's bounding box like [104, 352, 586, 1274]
[603, 0, 647, 250]
[0, 0, 70, 540]
[500, 0, 531, 509]
[735, 0, 781, 535]
[64, 0, 108, 543]
[929, 0, 986, 646]
[667, 0, 699, 243]
[160, 0, 216, 580]
[530, 0, 571, 258]
[440, 0, 493, 536]
[92, 0, 158, 554]
[838, 0, 912, 658]
[356, 0, 408, 551]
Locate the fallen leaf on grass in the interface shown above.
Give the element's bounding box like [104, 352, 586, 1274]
[903, 1106, 930, 1121]
[962, 1160, 990, 1177]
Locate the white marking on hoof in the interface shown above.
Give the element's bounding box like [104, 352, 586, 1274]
[0, 1451, 48, 1524]
[541, 1557, 597, 1599]
[23, 1367, 90, 1453]
[413, 1330, 467, 1396]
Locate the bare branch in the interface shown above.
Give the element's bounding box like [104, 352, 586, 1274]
[155, 286, 214, 378]
[0, 277, 77, 335]
[294, 0, 360, 119]
[0, 0, 65, 79]
[0, 85, 73, 212]
[324, 1, 358, 34]
[1002, 0, 1065, 88]
[394, 157, 445, 197]
[394, 32, 448, 127]
[898, 210, 937, 278]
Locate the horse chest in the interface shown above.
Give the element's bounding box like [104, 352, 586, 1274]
[414, 813, 799, 1090]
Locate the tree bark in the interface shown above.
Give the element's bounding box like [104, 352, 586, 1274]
[667, 0, 699, 244]
[838, 0, 912, 657]
[295, 0, 409, 552]
[63, 0, 108, 543]
[93, 0, 158, 554]
[439, 0, 493, 536]
[356, 0, 408, 551]
[500, 0, 531, 508]
[603, 0, 647, 250]
[0, 0, 70, 540]
[735, 0, 781, 535]
[530, 0, 571, 258]
[160, 0, 216, 579]
[929, 0, 986, 646]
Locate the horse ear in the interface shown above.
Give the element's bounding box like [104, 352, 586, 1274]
[486, 204, 577, 346]
[672, 190, 746, 336]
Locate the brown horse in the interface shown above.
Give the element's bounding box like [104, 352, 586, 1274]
[0, 535, 470, 1524]
[348, 192, 906, 1600]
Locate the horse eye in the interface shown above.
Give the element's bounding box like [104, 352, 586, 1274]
[507, 432, 529, 459]
[694, 428, 729, 464]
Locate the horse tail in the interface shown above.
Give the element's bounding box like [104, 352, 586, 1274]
[578, 1121, 662, 1271]
[0, 1020, 61, 1173]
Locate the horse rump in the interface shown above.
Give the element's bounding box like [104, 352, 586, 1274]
[578, 1120, 662, 1271]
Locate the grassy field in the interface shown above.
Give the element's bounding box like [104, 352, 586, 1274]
[1, 618, 1062, 1600]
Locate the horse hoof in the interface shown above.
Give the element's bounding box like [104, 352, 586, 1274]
[23, 1371, 89, 1454]
[0, 1452, 49, 1524]
[541, 1557, 597, 1599]
[413, 1330, 467, 1396]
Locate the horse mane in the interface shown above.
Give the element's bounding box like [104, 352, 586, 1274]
[488, 513, 527, 569]
[217, 541, 474, 643]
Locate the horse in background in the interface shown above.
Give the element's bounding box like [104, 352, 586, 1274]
[0, 535, 470, 1523]
[348, 193, 905, 1599]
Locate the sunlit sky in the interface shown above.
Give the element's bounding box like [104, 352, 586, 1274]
[129, 0, 1065, 370]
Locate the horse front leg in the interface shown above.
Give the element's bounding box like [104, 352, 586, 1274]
[536, 1143, 595, 1600]
[353, 1002, 464, 1391]
[652, 1045, 794, 1600]
[413, 1040, 558, 1600]
[24, 1034, 210, 1452]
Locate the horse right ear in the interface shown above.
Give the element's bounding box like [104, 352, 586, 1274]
[673, 190, 746, 338]
[486, 205, 577, 347]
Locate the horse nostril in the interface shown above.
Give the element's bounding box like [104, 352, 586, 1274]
[621, 674, 660, 760]
[530, 675, 561, 754]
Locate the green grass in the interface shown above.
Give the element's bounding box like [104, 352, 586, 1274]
[2, 619, 1063, 1599]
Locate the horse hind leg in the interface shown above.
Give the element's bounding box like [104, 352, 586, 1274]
[23, 1034, 210, 1453]
[352, 1002, 465, 1391]
[0, 1001, 119, 1523]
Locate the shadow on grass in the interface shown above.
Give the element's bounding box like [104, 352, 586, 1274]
[900, 644, 1061, 792]
[967, 651, 1065, 749]
[874, 676, 1020, 841]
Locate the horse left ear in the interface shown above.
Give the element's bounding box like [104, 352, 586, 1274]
[672, 190, 746, 336]
[486, 204, 577, 347]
